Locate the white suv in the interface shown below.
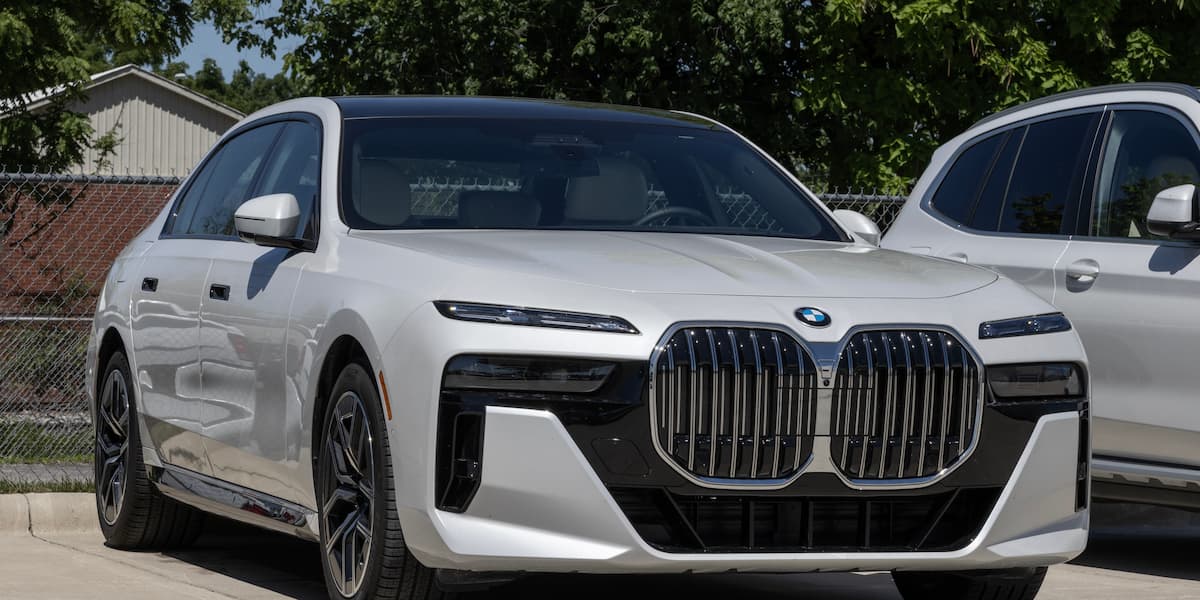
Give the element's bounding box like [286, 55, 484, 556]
[883, 83, 1200, 511]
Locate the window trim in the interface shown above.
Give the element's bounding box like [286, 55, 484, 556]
[920, 106, 1106, 240]
[160, 112, 324, 246]
[1080, 102, 1200, 247]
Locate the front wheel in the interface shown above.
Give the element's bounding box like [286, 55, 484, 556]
[893, 567, 1048, 600]
[317, 361, 444, 600]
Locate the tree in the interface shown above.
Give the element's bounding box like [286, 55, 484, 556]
[206, 0, 1200, 190]
[156, 58, 303, 115]
[0, 1, 199, 172]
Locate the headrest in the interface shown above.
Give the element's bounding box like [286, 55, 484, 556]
[355, 159, 412, 226]
[1147, 156, 1199, 184]
[563, 157, 648, 223]
[458, 191, 542, 228]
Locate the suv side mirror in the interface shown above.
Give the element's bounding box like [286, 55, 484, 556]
[1147, 184, 1200, 240]
[234, 193, 314, 250]
[832, 209, 881, 246]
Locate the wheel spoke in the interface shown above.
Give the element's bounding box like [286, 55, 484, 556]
[320, 391, 378, 597]
[95, 369, 130, 526]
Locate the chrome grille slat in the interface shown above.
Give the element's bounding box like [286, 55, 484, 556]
[653, 327, 819, 482]
[831, 328, 981, 482]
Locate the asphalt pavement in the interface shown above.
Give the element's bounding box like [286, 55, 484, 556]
[0, 499, 1196, 600]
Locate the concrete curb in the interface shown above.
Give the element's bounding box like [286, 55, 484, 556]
[0, 493, 98, 536]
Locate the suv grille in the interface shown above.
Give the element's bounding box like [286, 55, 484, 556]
[651, 327, 819, 481]
[830, 330, 981, 481]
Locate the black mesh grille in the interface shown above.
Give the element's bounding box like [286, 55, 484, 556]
[651, 327, 819, 481]
[610, 486, 1000, 553]
[830, 330, 981, 480]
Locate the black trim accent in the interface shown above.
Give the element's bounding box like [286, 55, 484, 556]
[610, 486, 1001, 553]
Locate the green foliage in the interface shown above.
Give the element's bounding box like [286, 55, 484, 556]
[156, 58, 303, 115]
[204, 0, 1200, 190]
[0, 1, 197, 172]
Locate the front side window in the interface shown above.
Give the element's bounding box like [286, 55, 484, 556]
[338, 118, 846, 241]
[171, 123, 284, 236]
[1092, 110, 1200, 240]
[254, 122, 321, 239]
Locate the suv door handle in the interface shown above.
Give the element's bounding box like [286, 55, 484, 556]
[141, 277, 158, 292]
[1066, 259, 1100, 285]
[209, 284, 230, 301]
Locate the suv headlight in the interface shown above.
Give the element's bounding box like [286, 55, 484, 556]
[435, 301, 639, 334]
[987, 363, 1084, 399]
[979, 313, 1071, 339]
[443, 355, 616, 394]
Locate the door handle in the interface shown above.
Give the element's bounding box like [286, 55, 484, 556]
[209, 284, 230, 301]
[945, 252, 969, 263]
[141, 277, 158, 292]
[1066, 259, 1100, 285]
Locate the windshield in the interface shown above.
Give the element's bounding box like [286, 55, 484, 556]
[339, 117, 846, 241]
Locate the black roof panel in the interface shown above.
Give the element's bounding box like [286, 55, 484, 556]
[330, 96, 723, 130]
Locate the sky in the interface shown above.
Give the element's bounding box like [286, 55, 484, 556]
[175, 2, 294, 77]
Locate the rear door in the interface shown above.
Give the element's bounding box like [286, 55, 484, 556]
[197, 119, 320, 504]
[132, 122, 283, 474]
[918, 110, 1103, 302]
[1054, 107, 1200, 467]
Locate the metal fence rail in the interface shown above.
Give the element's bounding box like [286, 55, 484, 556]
[0, 170, 907, 483]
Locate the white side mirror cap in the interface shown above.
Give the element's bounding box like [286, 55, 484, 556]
[1147, 184, 1199, 239]
[832, 209, 881, 246]
[234, 193, 301, 244]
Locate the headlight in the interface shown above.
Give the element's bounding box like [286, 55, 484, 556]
[443, 355, 616, 394]
[988, 363, 1084, 399]
[435, 301, 639, 334]
[979, 313, 1071, 339]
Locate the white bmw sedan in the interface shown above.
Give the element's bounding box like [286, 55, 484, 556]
[88, 96, 1090, 600]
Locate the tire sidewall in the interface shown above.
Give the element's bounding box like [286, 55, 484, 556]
[95, 351, 142, 539]
[318, 361, 393, 600]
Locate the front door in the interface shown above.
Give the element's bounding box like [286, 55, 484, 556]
[197, 120, 321, 505]
[1054, 108, 1200, 467]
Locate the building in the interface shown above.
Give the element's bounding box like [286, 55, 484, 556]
[20, 64, 244, 175]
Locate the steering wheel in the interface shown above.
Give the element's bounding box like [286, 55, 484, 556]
[633, 206, 716, 227]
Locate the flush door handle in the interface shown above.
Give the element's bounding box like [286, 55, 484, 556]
[209, 284, 230, 301]
[141, 277, 158, 292]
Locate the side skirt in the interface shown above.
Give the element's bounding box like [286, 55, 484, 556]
[1092, 456, 1200, 511]
[151, 464, 320, 541]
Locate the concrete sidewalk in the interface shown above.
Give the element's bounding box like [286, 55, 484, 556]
[0, 494, 1197, 600]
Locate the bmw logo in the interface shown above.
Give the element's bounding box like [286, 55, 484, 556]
[796, 307, 831, 328]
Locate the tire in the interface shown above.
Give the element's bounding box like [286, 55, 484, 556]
[893, 567, 1048, 600]
[95, 350, 205, 549]
[317, 361, 444, 600]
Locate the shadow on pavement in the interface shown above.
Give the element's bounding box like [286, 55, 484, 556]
[1070, 502, 1200, 582]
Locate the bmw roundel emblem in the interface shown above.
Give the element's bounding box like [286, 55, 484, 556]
[796, 307, 831, 327]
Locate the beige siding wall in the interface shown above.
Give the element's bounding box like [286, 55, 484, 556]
[68, 75, 240, 175]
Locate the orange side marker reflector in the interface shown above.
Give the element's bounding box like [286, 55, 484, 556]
[378, 371, 394, 421]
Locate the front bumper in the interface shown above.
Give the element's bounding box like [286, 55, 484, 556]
[397, 406, 1086, 573]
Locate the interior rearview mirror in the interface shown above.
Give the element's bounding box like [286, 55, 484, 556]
[234, 193, 313, 251]
[1147, 184, 1200, 240]
[832, 209, 881, 246]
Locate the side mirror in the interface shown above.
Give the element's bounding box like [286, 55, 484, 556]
[832, 209, 881, 246]
[1147, 184, 1200, 239]
[234, 193, 313, 250]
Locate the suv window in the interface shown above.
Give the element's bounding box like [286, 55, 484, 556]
[987, 113, 1099, 235]
[171, 123, 284, 237]
[1092, 110, 1200, 239]
[929, 133, 1004, 224]
[254, 122, 321, 238]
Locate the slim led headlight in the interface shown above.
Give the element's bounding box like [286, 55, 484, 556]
[443, 355, 616, 394]
[434, 301, 639, 334]
[979, 313, 1071, 339]
[988, 363, 1085, 399]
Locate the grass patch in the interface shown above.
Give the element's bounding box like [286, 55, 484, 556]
[0, 421, 91, 464]
[0, 479, 93, 494]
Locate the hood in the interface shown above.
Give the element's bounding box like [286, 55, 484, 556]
[349, 230, 997, 299]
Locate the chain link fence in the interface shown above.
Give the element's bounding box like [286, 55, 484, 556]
[0, 169, 907, 485]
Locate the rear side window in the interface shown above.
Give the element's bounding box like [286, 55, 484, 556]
[929, 134, 1004, 224]
[993, 113, 1099, 235]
